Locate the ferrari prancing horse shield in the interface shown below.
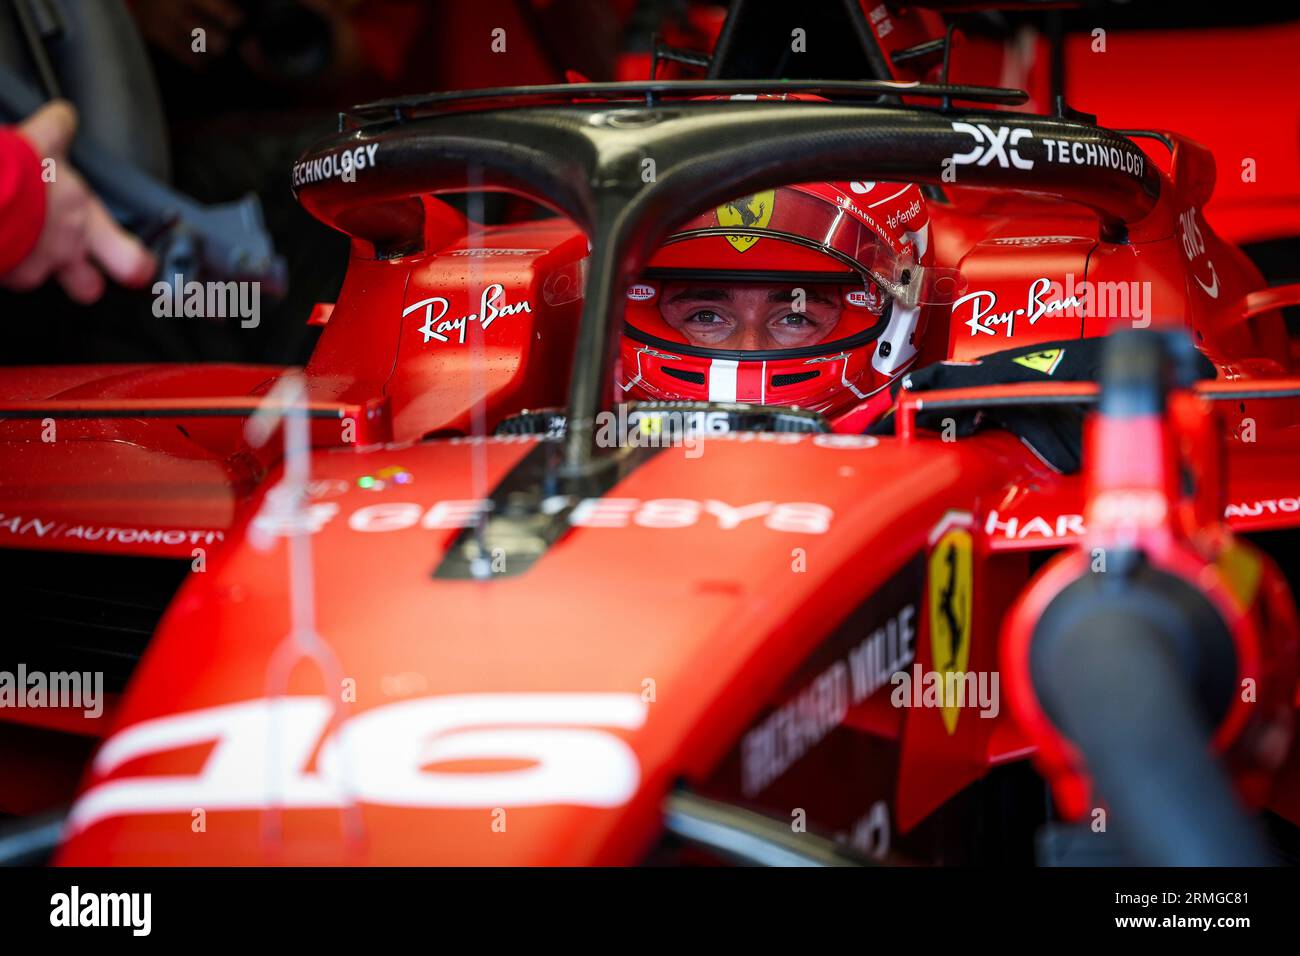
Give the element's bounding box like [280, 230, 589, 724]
[928, 514, 973, 735]
[716, 190, 776, 252]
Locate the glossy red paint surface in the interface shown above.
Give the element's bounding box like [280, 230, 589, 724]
[0, 85, 1297, 862]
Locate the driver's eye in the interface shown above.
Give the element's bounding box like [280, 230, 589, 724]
[686, 310, 724, 325]
[774, 313, 815, 327]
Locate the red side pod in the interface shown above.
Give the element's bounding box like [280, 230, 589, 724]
[306, 200, 587, 442]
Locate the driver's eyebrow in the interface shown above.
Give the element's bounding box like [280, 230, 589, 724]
[665, 288, 732, 305]
[767, 287, 835, 305]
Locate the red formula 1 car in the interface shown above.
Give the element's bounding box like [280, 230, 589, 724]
[3, 74, 1300, 867]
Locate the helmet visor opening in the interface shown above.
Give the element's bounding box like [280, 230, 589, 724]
[625, 269, 893, 361]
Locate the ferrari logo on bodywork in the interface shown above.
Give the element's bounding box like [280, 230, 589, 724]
[928, 514, 973, 735]
[1215, 543, 1262, 610]
[717, 190, 776, 252]
[1012, 348, 1065, 375]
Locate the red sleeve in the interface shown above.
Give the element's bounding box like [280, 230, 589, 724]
[0, 127, 47, 276]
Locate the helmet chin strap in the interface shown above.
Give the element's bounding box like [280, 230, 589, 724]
[873, 302, 921, 375]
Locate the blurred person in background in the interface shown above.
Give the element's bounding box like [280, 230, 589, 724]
[0, 100, 154, 303]
[0, 0, 647, 363]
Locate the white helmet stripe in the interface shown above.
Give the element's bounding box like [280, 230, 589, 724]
[708, 359, 739, 402]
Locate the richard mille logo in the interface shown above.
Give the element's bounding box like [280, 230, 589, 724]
[404, 284, 533, 346]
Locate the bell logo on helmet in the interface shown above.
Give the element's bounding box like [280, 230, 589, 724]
[716, 190, 776, 252]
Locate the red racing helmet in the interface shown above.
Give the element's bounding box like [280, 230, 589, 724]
[620, 179, 938, 418]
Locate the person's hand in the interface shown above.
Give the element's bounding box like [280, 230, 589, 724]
[3, 102, 156, 303]
[132, 0, 246, 66]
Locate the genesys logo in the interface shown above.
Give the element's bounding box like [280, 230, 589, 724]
[68, 693, 648, 834]
[252, 497, 836, 537]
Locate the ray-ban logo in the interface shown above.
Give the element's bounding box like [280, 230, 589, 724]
[405, 283, 532, 345]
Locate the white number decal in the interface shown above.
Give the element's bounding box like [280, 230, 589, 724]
[69, 694, 647, 833]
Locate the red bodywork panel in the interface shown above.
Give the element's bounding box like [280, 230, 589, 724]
[54, 433, 1035, 864]
[0, 364, 280, 557]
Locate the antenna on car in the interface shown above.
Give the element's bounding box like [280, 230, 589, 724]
[938, 21, 961, 111]
[465, 167, 494, 580]
[649, 33, 712, 82]
[245, 373, 364, 852]
[1043, 8, 1098, 123]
